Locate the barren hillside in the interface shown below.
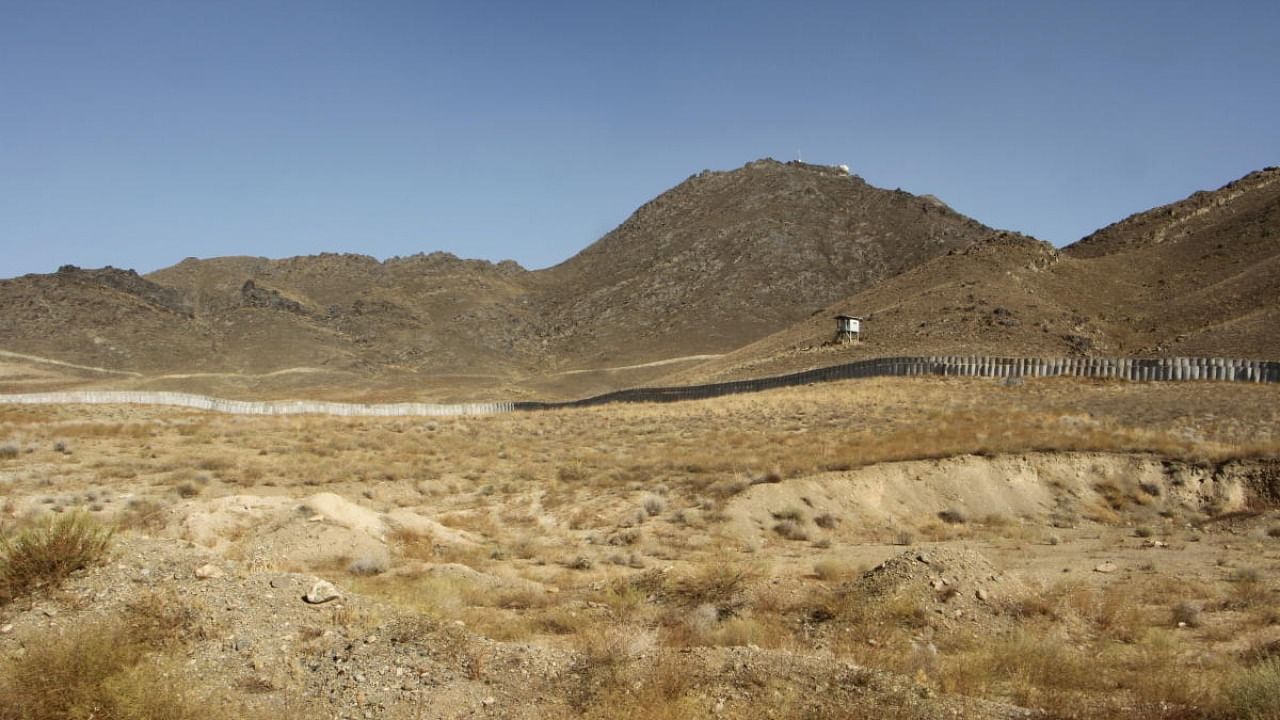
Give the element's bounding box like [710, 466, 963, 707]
[666, 167, 1280, 385]
[0, 159, 995, 395]
[535, 159, 992, 366]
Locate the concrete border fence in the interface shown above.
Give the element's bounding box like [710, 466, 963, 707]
[0, 356, 1275, 416]
[515, 355, 1280, 411]
[0, 390, 512, 417]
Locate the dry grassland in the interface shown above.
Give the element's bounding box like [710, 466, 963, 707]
[2, 376, 1280, 719]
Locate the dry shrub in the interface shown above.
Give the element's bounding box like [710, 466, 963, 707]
[0, 443, 19, 460]
[347, 555, 389, 576]
[116, 499, 167, 533]
[1172, 600, 1202, 628]
[814, 513, 841, 529]
[0, 510, 112, 605]
[126, 590, 211, 646]
[772, 519, 809, 541]
[572, 649, 697, 719]
[641, 493, 666, 517]
[1226, 568, 1271, 610]
[668, 561, 755, 614]
[570, 626, 659, 710]
[387, 526, 435, 561]
[0, 614, 239, 720]
[813, 558, 858, 582]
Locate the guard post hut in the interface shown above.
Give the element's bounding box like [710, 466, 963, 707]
[834, 314, 863, 343]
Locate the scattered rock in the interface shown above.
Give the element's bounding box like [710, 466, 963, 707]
[975, 587, 989, 602]
[304, 580, 342, 604]
[1094, 561, 1118, 574]
[0, 623, 13, 634]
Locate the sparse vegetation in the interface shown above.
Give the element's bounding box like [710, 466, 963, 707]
[641, 493, 665, 517]
[1, 510, 112, 605]
[1172, 600, 1202, 628]
[1225, 657, 1280, 720]
[347, 554, 388, 576]
[772, 519, 808, 541]
[0, 377, 1276, 718]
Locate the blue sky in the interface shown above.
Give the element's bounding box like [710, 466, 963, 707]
[2, 1, 1277, 278]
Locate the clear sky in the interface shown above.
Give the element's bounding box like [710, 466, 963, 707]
[2, 1, 1277, 278]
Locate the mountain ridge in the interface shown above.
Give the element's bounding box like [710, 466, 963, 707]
[2, 159, 1277, 401]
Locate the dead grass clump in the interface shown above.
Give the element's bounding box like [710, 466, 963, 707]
[770, 519, 806, 541]
[668, 562, 755, 616]
[0, 510, 112, 605]
[175, 481, 201, 498]
[641, 493, 666, 517]
[388, 526, 435, 561]
[347, 555, 389, 576]
[0, 614, 233, 720]
[813, 512, 839, 529]
[126, 590, 211, 646]
[0, 443, 18, 460]
[937, 508, 967, 525]
[1172, 600, 1202, 628]
[570, 626, 659, 704]
[813, 558, 859, 583]
[117, 498, 168, 533]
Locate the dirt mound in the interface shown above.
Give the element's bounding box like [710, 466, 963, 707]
[847, 546, 1026, 625]
[167, 492, 478, 570]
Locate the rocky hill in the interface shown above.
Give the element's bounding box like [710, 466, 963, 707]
[664, 167, 1280, 384]
[534, 159, 991, 366]
[1059, 166, 1280, 358]
[2, 160, 1276, 399]
[0, 159, 997, 397]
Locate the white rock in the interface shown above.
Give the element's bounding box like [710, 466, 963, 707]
[1094, 561, 1119, 574]
[304, 580, 341, 604]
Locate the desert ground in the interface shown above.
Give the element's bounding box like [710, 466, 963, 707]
[3, 376, 1280, 719]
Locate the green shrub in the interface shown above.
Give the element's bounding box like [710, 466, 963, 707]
[1225, 657, 1280, 720]
[0, 511, 112, 605]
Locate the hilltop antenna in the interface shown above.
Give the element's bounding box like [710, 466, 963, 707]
[797, 149, 803, 163]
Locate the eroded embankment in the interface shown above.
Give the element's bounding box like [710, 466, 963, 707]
[725, 452, 1280, 541]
